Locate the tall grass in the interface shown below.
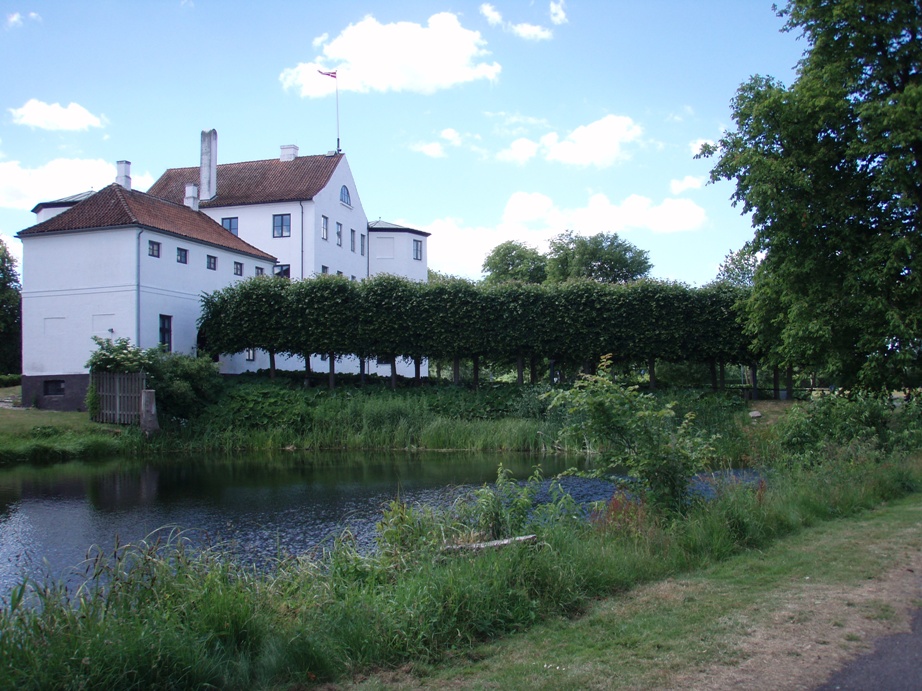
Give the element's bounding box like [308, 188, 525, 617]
[4, 407, 921, 689]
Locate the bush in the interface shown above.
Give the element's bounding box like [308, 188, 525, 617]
[550, 354, 718, 514]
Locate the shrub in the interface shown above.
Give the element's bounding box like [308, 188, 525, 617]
[550, 354, 718, 514]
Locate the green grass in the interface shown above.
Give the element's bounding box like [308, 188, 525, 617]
[389, 492, 922, 690]
[2, 445, 920, 689]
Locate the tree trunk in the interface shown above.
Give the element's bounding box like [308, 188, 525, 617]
[453, 356, 460, 385]
[304, 355, 312, 387]
[772, 365, 780, 400]
[751, 364, 759, 401]
[414, 357, 421, 384]
[269, 350, 276, 379]
[516, 356, 524, 385]
[473, 355, 480, 388]
[328, 352, 335, 390]
[390, 356, 398, 390]
[647, 358, 656, 390]
[359, 357, 365, 386]
[710, 360, 718, 391]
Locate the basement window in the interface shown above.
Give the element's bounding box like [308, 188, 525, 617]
[43, 380, 65, 396]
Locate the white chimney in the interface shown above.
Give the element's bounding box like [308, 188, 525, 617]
[184, 183, 200, 211]
[116, 160, 132, 190]
[200, 129, 217, 201]
[280, 144, 299, 162]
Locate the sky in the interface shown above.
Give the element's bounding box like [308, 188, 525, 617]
[0, 1, 805, 286]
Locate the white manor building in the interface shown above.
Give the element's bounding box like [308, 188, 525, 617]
[19, 131, 430, 409]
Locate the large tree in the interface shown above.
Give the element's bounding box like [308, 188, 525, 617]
[0, 238, 21, 374]
[703, 0, 922, 390]
[546, 230, 651, 284]
[481, 240, 547, 285]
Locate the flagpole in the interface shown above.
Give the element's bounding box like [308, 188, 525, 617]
[318, 69, 341, 153]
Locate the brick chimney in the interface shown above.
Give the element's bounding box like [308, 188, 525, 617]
[200, 129, 217, 200]
[116, 160, 131, 190]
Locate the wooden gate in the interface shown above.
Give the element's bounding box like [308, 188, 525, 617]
[91, 372, 147, 424]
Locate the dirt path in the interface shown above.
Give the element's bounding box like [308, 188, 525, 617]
[671, 528, 922, 690]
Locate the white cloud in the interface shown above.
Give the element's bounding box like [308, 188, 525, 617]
[423, 190, 708, 279]
[486, 111, 551, 137]
[510, 23, 552, 41]
[280, 13, 501, 97]
[480, 3, 503, 26]
[10, 99, 104, 131]
[440, 128, 462, 147]
[5, 11, 40, 29]
[312, 32, 328, 49]
[0, 158, 154, 211]
[411, 141, 446, 158]
[496, 137, 540, 164]
[498, 115, 643, 167]
[669, 175, 705, 195]
[480, 4, 552, 41]
[689, 137, 715, 156]
[549, 1, 567, 25]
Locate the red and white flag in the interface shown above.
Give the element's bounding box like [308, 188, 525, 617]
[318, 69, 337, 78]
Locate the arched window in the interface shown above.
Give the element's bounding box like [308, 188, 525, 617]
[340, 185, 351, 206]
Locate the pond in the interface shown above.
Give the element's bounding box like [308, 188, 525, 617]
[0, 452, 590, 599]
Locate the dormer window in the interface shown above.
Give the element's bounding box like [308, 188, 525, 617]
[340, 185, 351, 206]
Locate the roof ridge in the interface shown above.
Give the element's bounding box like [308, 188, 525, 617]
[111, 184, 140, 224]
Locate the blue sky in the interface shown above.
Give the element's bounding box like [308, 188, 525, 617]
[0, 1, 804, 285]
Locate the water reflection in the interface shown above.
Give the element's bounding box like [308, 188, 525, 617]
[0, 452, 579, 598]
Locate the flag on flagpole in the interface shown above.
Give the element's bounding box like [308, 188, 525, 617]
[318, 69, 337, 78]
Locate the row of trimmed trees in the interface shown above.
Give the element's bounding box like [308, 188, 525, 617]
[199, 274, 754, 388]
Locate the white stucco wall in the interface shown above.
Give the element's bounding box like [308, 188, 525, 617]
[368, 231, 428, 282]
[20, 226, 275, 377]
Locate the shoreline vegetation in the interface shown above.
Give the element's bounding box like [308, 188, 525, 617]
[1, 376, 922, 688]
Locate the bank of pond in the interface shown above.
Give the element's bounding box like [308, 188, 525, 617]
[1, 390, 922, 688]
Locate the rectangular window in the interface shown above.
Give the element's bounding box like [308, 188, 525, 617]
[273, 213, 291, 238]
[206, 255, 217, 270]
[176, 247, 188, 264]
[321, 265, 329, 275]
[336, 270, 343, 276]
[245, 348, 256, 362]
[234, 261, 243, 276]
[413, 239, 423, 261]
[360, 233, 366, 256]
[350, 275, 356, 282]
[350, 228, 356, 252]
[148, 240, 161, 258]
[159, 314, 172, 352]
[336, 222, 343, 246]
[321, 215, 329, 240]
[255, 266, 264, 276]
[222, 217, 238, 236]
[274, 264, 290, 278]
[43, 380, 65, 396]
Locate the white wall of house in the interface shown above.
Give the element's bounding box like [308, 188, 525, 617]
[368, 231, 428, 282]
[21, 226, 275, 378]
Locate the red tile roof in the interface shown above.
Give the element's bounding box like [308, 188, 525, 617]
[147, 153, 343, 207]
[18, 184, 276, 261]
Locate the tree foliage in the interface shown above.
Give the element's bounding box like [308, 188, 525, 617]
[200, 275, 750, 382]
[703, 0, 922, 390]
[546, 230, 651, 284]
[481, 241, 547, 285]
[0, 238, 21, 374]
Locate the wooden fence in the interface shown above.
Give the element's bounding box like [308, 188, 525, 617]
[91, 372, 147, 425]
